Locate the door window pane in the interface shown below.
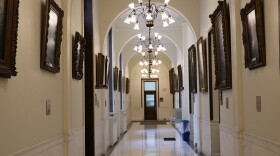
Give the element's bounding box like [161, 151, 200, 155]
[146, 94, 155, 107]
[144, 82, 156, 91]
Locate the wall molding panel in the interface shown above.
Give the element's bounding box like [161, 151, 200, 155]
[243, 132, 280, 156]
[9, 135, 64, 156]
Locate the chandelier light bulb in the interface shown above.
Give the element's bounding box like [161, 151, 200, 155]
[162, 46, 166, 51]
[157, 69, 160, 73]
[141, 36, 146, 40]
[152, 60, 156, 65]
[124, 17, 130, 24]
[138, 44, 142, 50]
[158, 60, 162, 64]
[146, 12, 153, 21]
[128, 3, 135, 9]
[144, 61, 148, 66]
[161, 12, 168, 20]
[157, 34, 162, 40]
[134, 46, 138, 51]
[168, 16, 175, 24]
[163, 20, 169, 27]
[155, 51, 158, 55]
[164, 0, 170, 5]
[138, 0, 143, 3]
[130, 15, 137, 23]
[134, 22, 140, 29]
[157, 47, 160, 52]
[139, 61, 144, 66]
[154, 33, 158, 38]
[137, 33, 142, 38]
[142, 52, 145, 56]
[149, 44, 153, 49]
[158, 44, 163, 50]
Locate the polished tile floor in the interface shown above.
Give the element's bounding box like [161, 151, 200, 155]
[109, 122, 197, 156]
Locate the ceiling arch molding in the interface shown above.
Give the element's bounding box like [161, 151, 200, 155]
[99, 0, 200, 53]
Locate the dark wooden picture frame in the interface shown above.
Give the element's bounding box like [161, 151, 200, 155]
[177, 65, 183, 91]
[41, 0, 64, 73]
[169, 68, 175, 94]
[95, 53, 105, 88]
[113, 67, 118, 91]
[197, 37, 208, 92]
[118, 70, 122, 92]
[188, 45, 197, 93]
[173, 73, 179, 92]
[72, 31, 86, 80]
[0, 0, 19, 78]
[104, 56, 109, 86]
[126, 78, 130, 94]
[240, 0, 266, 70]
[209, 0, 232, 90]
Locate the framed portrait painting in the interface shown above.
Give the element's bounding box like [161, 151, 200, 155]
[169, 68, 175, 94]
[72, 31, 86, 80]
[177, 65, 183, 90]
[209, 0, 232, 90]
[197, 37, 208, 92]
[126, 78, 130, 94]
[41, 0, 64, 73]
[0, 0, 19, 78]
[240, 0, 266, 70]
[114, 67, 118, 91]
[188, 45, 197, 93]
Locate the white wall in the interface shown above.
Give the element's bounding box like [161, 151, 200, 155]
[241, 0, 280, 155]
[0, 0, 85, 156]
[199, 0, 280, 155]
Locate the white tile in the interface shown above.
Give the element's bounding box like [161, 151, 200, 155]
[109, 123, 197, 156]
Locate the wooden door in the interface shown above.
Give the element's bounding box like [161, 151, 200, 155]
[144, 91, 157, 120]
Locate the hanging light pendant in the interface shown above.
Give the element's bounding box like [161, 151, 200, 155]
[124, 0, 175, 28]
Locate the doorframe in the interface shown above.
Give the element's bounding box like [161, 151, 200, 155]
[141, 78, 159, 120]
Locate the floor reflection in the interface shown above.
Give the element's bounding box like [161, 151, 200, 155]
[109, 122, 197, 156]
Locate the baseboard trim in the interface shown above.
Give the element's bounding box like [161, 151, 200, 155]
[243, 132, 280, 154]
[9, 135, 64, 156]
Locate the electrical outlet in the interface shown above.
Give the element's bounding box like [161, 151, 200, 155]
[46, 100, 51, 116]
[256, 96, 261, 112]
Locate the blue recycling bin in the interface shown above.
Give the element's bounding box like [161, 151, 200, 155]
[181, 120, 190, 142]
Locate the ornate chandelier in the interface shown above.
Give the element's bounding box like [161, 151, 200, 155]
[134, 28, 166, 54]
[140, 53, 160, 78]
[124, 0, 175, 29]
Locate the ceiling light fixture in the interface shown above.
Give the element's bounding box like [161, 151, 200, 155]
[133, 28, 166, 54]
[125, 0, 175, 28]
[139, 52, 161, 78]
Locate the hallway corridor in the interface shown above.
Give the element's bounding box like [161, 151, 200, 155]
[109, 122, 197, 156]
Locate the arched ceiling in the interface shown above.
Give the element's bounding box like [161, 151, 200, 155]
[112, 3, 188, 68]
